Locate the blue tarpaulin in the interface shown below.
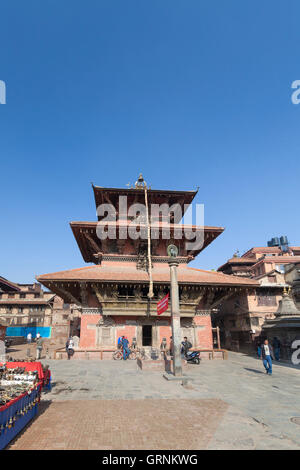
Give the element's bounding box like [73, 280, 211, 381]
[6, 327, 51, 338]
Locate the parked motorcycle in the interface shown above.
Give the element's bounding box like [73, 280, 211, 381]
[185, 350, 200, 364]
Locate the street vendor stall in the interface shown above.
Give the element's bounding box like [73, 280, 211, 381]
[0, 362, 46, 449]
[4, 362, 44, 381]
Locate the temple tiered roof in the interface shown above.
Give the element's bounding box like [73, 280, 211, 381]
[70, 221, 224, 263]
[92, 184, 198, 222]
[38, 262, 258, 286]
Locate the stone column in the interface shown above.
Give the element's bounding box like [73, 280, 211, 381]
[168, 259, 182, 377]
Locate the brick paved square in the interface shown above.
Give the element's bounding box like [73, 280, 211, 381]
[8, 399, 228, 450]
[5, 352, 300, 450]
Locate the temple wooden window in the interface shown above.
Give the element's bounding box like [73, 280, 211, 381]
[153, 287, 164, 299]
[178, 287, 184, 300]
[140, 286, 147, 298]
[118, 285, 134, 298]
[8, 293, 14, 298]
[20, 293, 26, 298]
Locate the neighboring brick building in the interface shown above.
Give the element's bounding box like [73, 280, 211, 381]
[0, 278, 54, 332]
[214, 245, 300, 352]
[37, 175, 257, 358]
[0, 276, 79, 348]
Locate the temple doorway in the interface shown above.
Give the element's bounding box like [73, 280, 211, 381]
[142, 325, 152, 346]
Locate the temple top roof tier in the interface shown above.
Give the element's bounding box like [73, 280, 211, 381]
[92, 183, 198, 223]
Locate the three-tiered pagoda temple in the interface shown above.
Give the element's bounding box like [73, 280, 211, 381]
[37, 175, 257, 357]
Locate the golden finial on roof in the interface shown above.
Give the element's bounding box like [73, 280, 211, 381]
[135, 173, 147, 189]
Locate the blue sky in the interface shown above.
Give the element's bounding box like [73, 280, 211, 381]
[0, 0, 299, 283]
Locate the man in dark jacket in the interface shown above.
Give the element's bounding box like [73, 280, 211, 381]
[181, 337, 192, 357]
[260, 339, 274, 375]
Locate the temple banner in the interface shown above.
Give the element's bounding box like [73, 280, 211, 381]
[157, 294, 169, 316]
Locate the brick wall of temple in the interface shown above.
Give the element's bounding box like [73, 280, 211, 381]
[79, 314, 100, 348]
[193, 315, 213, 349]
[79, 314, 213, 351]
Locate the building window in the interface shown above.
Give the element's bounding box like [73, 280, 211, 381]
[8, 293, 14, 298]
[20, 293, 26, 298]
[18, 307, 23, 313]
[34, 293, 40, 298]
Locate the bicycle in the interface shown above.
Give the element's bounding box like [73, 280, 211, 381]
[113, 347, 137, 360]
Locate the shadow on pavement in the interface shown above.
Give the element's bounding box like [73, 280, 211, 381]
[244, 367, 265, 375]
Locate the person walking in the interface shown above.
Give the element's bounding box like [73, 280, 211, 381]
[260, 339, 274, 375]
[27, 332, 32, 344]
[66, 337, 75, 360]
[272, 337, 281, 361]
[36, 335, 44, 360]
[121, 335, 130, 360]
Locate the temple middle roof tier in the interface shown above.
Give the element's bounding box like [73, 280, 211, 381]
[70, 221, 224, 264]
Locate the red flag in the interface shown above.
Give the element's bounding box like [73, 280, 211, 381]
[157, 293, 169, 316]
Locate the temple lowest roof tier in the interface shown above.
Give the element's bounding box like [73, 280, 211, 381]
[37, 262, 259, 287]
